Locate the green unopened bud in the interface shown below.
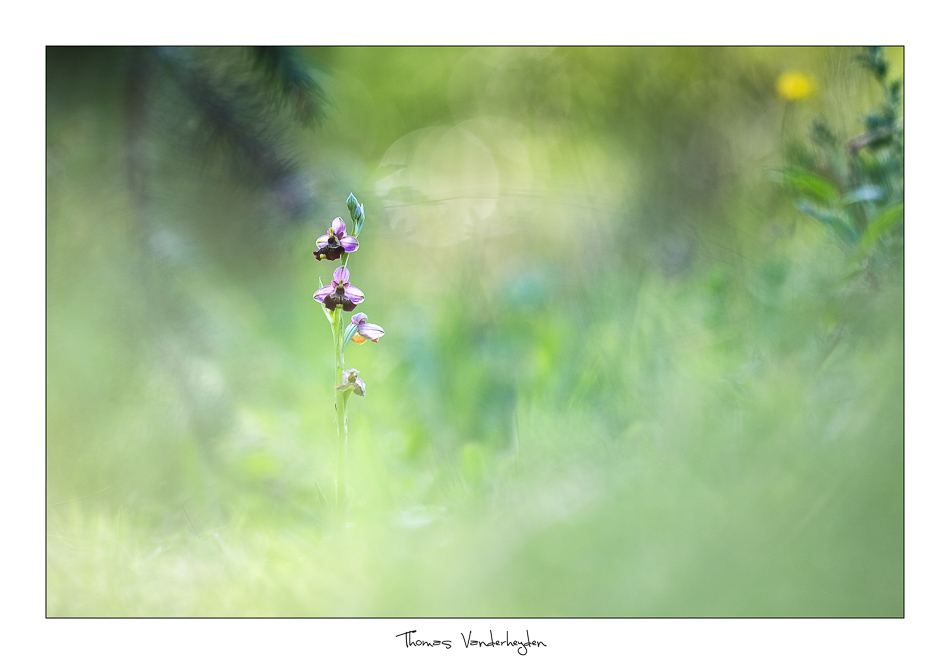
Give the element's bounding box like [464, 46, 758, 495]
[347, 193, 365, 237]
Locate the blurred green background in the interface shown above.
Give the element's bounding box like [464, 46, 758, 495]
[46, 46, 903, 616]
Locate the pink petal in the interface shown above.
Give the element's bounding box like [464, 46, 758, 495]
[315, 233, 330, 247]
[313, 286, 334, 302]
[358, 323, 384, 340]
[333, 266, 350, 285]
[351, 313, 368, 325]
[339, 235, 359, 252]
[343, 284, 365, 303]
[330, 217, 347, 236]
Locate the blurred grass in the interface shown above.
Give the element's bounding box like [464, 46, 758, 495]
[47, 46, 902, 616]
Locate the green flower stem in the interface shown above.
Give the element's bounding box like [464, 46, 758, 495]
[335, 386, 348, 524]
[330, 307, 349, 525]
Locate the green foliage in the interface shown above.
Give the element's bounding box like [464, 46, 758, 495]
[250, 46, 327, 127]
[781, 47, 903, 268]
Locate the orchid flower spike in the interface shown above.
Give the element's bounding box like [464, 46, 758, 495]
[314, 217, 359, 261]
[314, 266, 365, 312]
[351, 313, 385, 344]
[336, 369, 366, 396]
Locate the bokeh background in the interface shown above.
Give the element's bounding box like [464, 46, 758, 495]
[46, 46, 903, 616]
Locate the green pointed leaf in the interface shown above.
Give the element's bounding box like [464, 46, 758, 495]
[852, 203, 904, 262]
[782, 167, 839, 203]
[794, 199, 858, 245]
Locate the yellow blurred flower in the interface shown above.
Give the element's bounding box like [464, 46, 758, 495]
[775, 71, 816, 101]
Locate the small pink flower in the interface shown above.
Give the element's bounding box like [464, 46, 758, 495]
[313, 217, 359, 261]
[336, 369, 366, 396]
[314, 266, 365, 312]
[350, 312, 385, 344]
